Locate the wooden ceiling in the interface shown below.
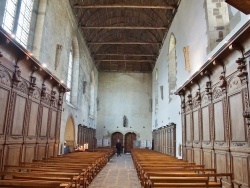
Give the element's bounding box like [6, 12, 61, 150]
[69, 0, 180, 72]
[225, 0, 250, 15]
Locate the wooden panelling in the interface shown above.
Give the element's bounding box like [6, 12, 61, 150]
[50, 110, 57, 138]
[176, 25, 250, 186]
[193, 110, 199, 141]
[28, 101, 39, 136]
[231, 152, 250, 187]
[0, 28, 67, 170]
[202, 149, 213, 169]
[186, 114, 191, 142]
[202, 106, 210, 141]
[152, 124, 176, 157]
[186, 147, 193, 162]
[3, 144, 22, 166]
[36, 144, 47, 160]
[48, 144, 54, 158]
[214, 150, 228, 173]
[0, 88, 9, 134]
[12, 95, 26, 135]
[77, 125, 96, 149]
[193, 148, 201, 165]
[228, 93, 246, 142]
[23, 144, 36, 162]
[214, 101, 225, 141]
[41, 107, 49, 137]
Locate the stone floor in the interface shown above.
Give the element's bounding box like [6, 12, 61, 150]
[88, 154, 141, 188]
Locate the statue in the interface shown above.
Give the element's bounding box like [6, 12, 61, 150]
[123, 115, 127, 127]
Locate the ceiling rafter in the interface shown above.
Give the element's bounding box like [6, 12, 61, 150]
[88, 42, 161, 45]
[74, 4, 175, 9]
[95, 59, 155, 62]
[69, 0, 180, 72]
[81, 26, 168, 30]
[94, 53, 157, 57]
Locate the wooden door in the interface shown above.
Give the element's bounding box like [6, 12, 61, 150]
[111, 132, 123, 147]
[125, 132, 136, 153]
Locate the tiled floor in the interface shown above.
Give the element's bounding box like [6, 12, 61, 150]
[88, 154, 141, 188]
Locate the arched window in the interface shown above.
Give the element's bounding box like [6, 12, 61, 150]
[2, 0, 34, 48]
[66, 49, 73, 103]
[168, 34, 177, 103]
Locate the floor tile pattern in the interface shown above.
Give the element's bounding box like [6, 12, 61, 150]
[88, 154, 141, 188]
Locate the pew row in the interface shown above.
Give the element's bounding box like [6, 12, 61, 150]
[0, 148, 115, 188]
[131, 149, 234, 188]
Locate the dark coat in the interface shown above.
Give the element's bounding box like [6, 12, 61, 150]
[116, 142, 122, 149]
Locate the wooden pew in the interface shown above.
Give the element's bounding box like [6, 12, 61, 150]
[1, 149, 114, 188]
[131, 149, 234, 188]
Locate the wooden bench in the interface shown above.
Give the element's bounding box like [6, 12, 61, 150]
[1, 149, 114, 188]
[131, 149, 234, 188]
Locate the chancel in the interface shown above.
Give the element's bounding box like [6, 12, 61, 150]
[0, 0, 249, 187]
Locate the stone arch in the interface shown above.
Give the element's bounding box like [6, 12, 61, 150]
[71, 36, 80, 106]
[168, 33, 177, 103]
[124, 132, 137, 153]
[64, 116, 75, 152]
[111, 132, 123, 148]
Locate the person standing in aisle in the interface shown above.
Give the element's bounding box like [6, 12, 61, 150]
[116, 139, 122, 157]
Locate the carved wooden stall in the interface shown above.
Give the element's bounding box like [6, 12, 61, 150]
[77, 124, 96, 149]
[0, 27, 68, 170]
[175, 21, 250, 188]
[152, 123, 176, 157]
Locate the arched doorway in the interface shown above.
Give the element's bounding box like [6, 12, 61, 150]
[125, 132, 136, 153]
[111, 132, 123, 148]
[64, 117, 75, 152]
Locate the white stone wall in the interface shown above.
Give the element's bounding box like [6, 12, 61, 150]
[152, 0, 249, 158]
[31, 0, 98, 152]
[97, 72, 152, 142]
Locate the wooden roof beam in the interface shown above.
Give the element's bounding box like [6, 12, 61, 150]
[82, 26, 167, 30]
[88, 42, 161, 45]
[74, 4, 175, 10]
[95, 59, 155, 62]
[94, 53, 157, 57]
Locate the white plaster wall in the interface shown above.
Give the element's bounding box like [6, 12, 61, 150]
[97, 72, 152, 144]
[152, 0, 249, 158]
[33, 0, 98, 153]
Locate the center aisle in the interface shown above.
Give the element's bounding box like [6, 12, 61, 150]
[89, 154, 141, 188]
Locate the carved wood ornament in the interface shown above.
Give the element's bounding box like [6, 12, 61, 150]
[174, 26, 250, 186]
[0, 27, 69, 168]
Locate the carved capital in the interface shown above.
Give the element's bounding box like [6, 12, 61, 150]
[12, 66, 21, 87]
[181, 99, 185, 110]
[236, 58, 248, 83]
[41, 84, 46, 99]
[205, 81, 212, 99]
[218, 71, 227, 92]
[29, 76, 36, 96]
[58, 95, 63, 108]
[243, 107, 250, 126]
[187, 94, 192, 106]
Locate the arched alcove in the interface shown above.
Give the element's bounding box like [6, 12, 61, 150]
[111, 132, 123, 148]
[124, 132, 137, 153]
[64, 116, 75, 152]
